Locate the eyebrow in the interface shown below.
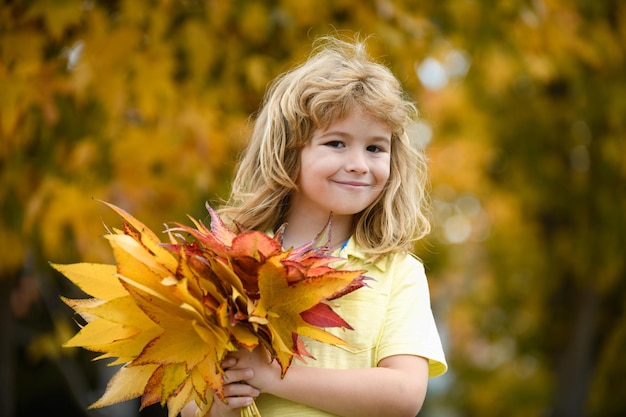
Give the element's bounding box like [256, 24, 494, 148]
[319, 130, 391, 143]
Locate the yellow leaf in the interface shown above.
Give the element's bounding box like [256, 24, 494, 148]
[123, 283, 229, 370]
[190, 366, 209, 402]
[64, 318, 140, 349]
[90, 364, 160, 409]
[51, 263, 125, 300]
[166, 379, 195, 417]
[100, 200, 178, 271]
[24, 0, 83, 41]
[209, 257, 246, 298]
[226, 319, 258, 350]
[192, 353, 223, 405]
[60, 297, 104, 320]
[56, 201, 367, 415]
[106, 233, 173, 281]
[131, 44, 176, 119]
[180, 252, 226, 309]
[161, 363, 188, 405]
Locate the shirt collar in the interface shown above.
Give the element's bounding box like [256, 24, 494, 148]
[265, 229, 389, 272]
[335, 236, 389, 272]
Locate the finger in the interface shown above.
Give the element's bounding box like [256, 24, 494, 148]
[220, 395, 255, 409]
[211, 395, 253, 416]
[221, 356, 237, 369]
[223, 382, 260, 399]
[223, 367, 253, 383]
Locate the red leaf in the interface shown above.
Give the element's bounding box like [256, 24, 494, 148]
[300, 302, 353, 329]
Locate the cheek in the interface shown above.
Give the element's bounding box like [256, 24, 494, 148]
[298, 147, 315, 175]
[296, 150, 310, 186]
[296, 155, 322, 190]
[376, 159, 392, 184]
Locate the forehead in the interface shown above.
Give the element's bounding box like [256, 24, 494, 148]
[318, 104, 392, 132]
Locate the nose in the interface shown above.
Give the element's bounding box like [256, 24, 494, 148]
[345, 149, 369, 174]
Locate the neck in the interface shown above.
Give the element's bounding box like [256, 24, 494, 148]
[281, 210, 353, 251]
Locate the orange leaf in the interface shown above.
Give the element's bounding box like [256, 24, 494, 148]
[253, 254, 365, 375]
[56, 200, 369, 415]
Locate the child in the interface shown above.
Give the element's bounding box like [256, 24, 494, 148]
[183, 35, 447, 417]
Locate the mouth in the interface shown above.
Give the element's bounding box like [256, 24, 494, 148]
[333, 180, 369, 188]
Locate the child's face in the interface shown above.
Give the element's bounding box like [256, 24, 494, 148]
[293, 107, 391, 219]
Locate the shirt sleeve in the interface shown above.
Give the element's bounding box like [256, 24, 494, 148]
[376, 254, 448, 377]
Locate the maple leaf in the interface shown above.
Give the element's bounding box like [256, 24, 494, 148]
[53, 200, 368, 417]
[252, 252, 367, 375]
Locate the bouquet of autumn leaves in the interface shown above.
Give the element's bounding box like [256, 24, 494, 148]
[52, 201, 367, 417]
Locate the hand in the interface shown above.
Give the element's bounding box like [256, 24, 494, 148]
[209, 356, 260, 417]
[180, 357, 261, 417]
[228, 346, 281, 394]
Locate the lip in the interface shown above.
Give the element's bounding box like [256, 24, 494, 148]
[333, 180, 370, 187]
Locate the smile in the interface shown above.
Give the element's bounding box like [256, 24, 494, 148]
[333, 180, 370, 188]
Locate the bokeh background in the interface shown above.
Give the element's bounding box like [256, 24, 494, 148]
[1, 1, 625, 416]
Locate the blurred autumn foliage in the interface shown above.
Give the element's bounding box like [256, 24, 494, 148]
[1, 1, 625, 417]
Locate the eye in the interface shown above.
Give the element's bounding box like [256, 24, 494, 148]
[366, 144, 386, 153]
[325, 140, 344, 148]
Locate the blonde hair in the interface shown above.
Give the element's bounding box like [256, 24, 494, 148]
[220, 35, 430, 259]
